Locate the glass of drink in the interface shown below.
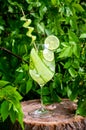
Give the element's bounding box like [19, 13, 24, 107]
[29, 35, 59, 117]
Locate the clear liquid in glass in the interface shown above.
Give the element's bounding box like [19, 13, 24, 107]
[28, 44, 55, 118]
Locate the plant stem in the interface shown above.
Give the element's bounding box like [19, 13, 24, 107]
[0, 47, 29, 65]
[21, 7, 26, 17]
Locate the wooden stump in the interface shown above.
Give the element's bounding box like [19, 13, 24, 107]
[12, 99, 86, 130]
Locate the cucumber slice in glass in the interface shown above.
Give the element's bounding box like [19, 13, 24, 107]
[29, 69, 45, 86]
[42, 58, 55, 72]
[30, 48, 54, 84]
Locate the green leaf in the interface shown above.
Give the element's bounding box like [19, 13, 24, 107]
[42, 96, 52, 105]
[72, 43, 79, 58]
[37, 23, 45, 33]
[68, 67, 77, 78]
[0, 26, 4, 31]
[39, 5, 47, 17]
[15, 72, 24, 83]
[72, 59, 80, 69]
[66, 86, 72, 98]
[52, 91, 61, 103]
[68, 31, 79, 43]
[61, 42, 69, 47]
[14, 90, 22, 101]
[0, 80, 10, 88]
[37, 87, 50, 96]
[26, 79, 32, 93]
[59, 46, 72, 58]
[73, 3, 84, 12]
[80, 33, 86, 39]
[9, 107, 17, 123]
[9, 100, 24, 129]
[76, 99, 86, 116]
[19, 83, 26, 95]
[0, 85, 22, 102]
[64, 60, 71, 69]
[17, 110, 24, 130]
[1, 101, 9, 121]
[51, 0, 56, 6]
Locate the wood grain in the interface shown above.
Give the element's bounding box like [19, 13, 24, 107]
[11, 99, 86, 130]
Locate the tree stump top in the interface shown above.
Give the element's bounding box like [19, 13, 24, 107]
[21, 99, 86, 130]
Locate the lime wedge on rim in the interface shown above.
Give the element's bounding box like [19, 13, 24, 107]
[43, 49, 54, 61]
[44, 35, 59, 50]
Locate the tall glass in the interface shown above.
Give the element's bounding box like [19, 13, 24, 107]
[29, 43, 55, 117]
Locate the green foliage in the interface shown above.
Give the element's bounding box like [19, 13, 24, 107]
[0, 0, 86, 128]
[0, 80, 24, 129]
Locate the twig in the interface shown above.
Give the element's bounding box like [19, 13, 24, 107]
[0, 47, 29, 65]
[21, 7, 26, 17]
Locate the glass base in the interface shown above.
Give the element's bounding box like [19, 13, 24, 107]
[28, 107, 52, 118]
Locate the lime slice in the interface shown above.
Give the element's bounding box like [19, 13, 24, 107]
[44, 35, 59, 50]
[43, 49, 54, 61]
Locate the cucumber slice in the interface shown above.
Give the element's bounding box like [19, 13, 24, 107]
[30, 48, 54, 84]
[43, 49, 54, 61]
[44, 35, 59, 50]
[23, 19, 31, 28]
[42, 58, 55, 72]
[29, 69, 45, 86]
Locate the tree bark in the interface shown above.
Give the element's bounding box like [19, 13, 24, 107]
[11, 99, 86, 130]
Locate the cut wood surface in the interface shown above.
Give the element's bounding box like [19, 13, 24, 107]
[12, 99, 86, 130]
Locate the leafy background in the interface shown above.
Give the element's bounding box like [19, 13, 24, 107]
[0, 0, 86, 129]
